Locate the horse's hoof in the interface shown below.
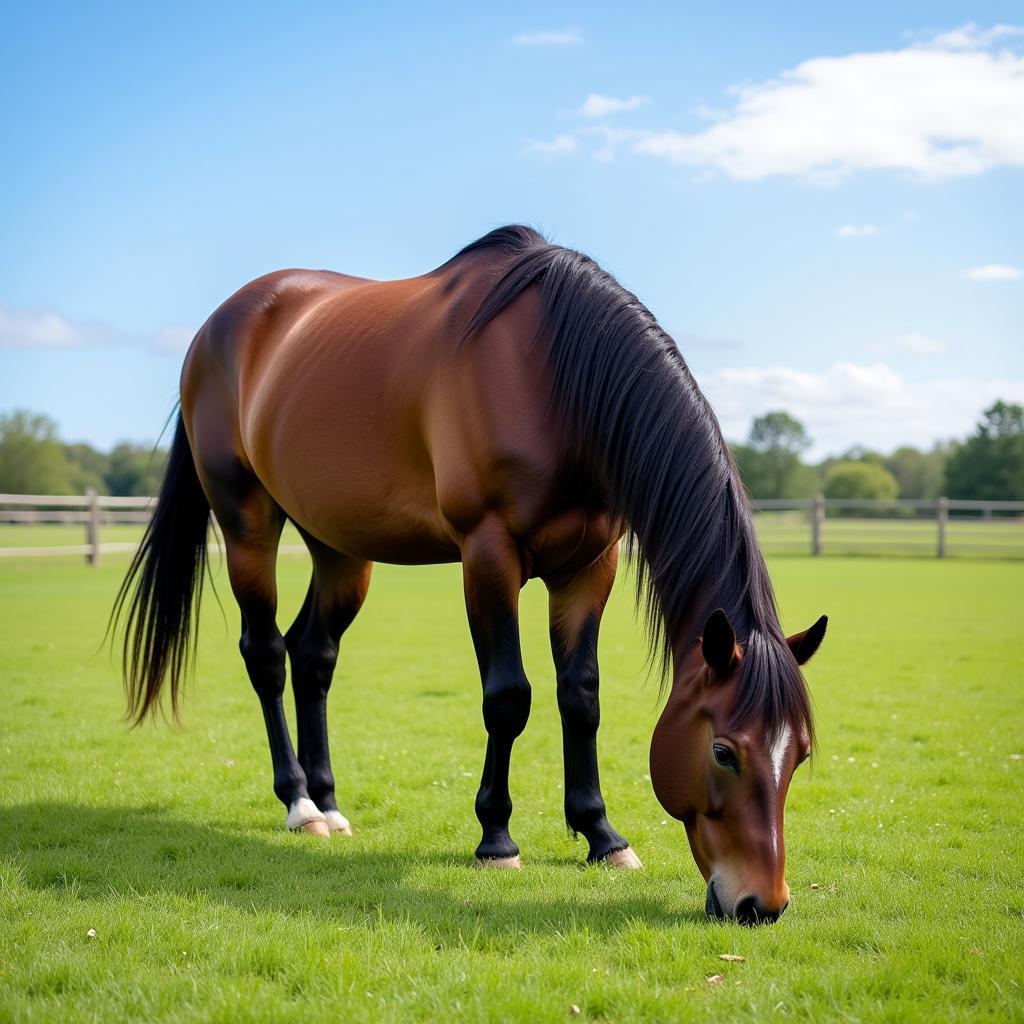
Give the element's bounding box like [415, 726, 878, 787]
[323, 810, 353, 836]
[474, 854, 522, 870]
[602, 846, 643, 869]
[286, 797, 328, 837]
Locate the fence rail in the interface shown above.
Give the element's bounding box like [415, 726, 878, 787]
[0, 489, 306, 563]
[2, 491, 1023, 563]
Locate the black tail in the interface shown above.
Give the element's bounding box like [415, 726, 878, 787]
[111, 413, 210, 724]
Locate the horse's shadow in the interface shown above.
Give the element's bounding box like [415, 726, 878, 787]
[0, 803, 704, 939]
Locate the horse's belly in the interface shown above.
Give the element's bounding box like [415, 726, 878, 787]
[301, 502, 461, 564]
[262, 447, 459, 564]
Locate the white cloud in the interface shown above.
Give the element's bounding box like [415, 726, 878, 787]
[579, 93, 649, 118]
[525, 133, 579, 156]
[701, 361, 1024, 455]
[963, 263, 1021, 281]
[0, 302, 196, 352]
[511, 28, 581, 47]
[924, 23, 1022, 50]
[0, 304, 99, 347]
[579, 124, 645, 162]
[836, 223, 878, 238]
[633, 25, 1024, 181]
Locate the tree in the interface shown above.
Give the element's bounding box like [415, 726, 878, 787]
[883, 444, 948, 499]
[64, 443, 111, 494]
[944, 401, 1024, 500]
[738, 411, 813, 499]
[824, 461, 899, 500]
[0, 410, 75, 494]
[106, 443, 166, 496]
[838, 445, 884, 466]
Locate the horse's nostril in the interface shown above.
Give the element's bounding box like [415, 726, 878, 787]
[735, 895, 760, 924]
[735, 896, 785, 925]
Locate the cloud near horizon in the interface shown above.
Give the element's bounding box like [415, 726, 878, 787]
[0, 302, 194, 353]
[0, 304, 102, 348]
[701, 360, 1024, 456]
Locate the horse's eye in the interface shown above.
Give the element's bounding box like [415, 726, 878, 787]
[713, 743, 739, 773]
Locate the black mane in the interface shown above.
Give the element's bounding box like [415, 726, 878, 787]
[455, 225, 813, 743]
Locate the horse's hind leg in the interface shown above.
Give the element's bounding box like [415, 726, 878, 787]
[547, 546, 641, 868]
[285, 538, 372, 836]
[202, 461, 327, 836]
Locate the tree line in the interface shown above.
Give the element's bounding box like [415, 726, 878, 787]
[0, 410, 165, 497]
[0, 400, 1022, 500]
[731, 401, 1024, 501]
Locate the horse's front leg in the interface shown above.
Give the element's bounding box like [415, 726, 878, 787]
[547, 546, 641, 867]
[461, 515, 532, 868]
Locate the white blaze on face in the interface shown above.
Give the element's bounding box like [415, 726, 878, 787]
[769, 722, 792, 789]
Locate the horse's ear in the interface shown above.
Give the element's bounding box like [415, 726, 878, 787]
[701, 609, 738, 678]
[787, 615, 828, 666]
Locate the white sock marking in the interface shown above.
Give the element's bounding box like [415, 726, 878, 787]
[286, 796, 326, 830]
[322, 809, 351, 833]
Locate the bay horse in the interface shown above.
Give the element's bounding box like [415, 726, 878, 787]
[114, 225, 826, 924]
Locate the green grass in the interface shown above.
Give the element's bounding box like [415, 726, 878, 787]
[0, 524, 146, 548]
[1, 552, 1022, 1022]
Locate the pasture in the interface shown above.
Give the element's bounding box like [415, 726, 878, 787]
[1, 552, 1022, 1022]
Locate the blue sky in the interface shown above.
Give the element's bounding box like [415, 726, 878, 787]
[1, 2, 1022, 457]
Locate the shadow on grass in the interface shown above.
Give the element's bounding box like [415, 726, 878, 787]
[0, 803, 704, 938]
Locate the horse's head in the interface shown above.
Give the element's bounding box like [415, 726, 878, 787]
[650, 608, 826, 924]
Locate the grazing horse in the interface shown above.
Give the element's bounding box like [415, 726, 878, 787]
[114, 225, 826, 923]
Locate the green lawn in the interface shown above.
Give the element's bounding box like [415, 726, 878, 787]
[1, 552, 1022, 1022]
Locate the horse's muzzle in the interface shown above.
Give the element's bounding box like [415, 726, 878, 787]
[706, 882, 788, 924]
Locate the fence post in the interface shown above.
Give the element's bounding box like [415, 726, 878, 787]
[85, 488, 99, 566]
[811, 494, 825, 556]
[937, 496, 948, 559]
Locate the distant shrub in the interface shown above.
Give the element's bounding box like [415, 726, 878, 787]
[824, 461, 899, 501]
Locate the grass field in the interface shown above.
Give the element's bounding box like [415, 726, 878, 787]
[1, 551, 1023, 1022]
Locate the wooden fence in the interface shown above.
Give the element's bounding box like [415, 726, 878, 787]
[0, 490, 308, 563]
[1, 491, 1023, 563]
[752, 496, 1024, 559]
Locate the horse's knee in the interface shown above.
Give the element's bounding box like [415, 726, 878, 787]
[482, 671, 532, 738]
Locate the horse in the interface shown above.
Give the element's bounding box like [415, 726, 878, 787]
[113, 225, 826, 924]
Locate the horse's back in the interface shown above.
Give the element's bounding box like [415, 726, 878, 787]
[180, 262, 595, 567]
